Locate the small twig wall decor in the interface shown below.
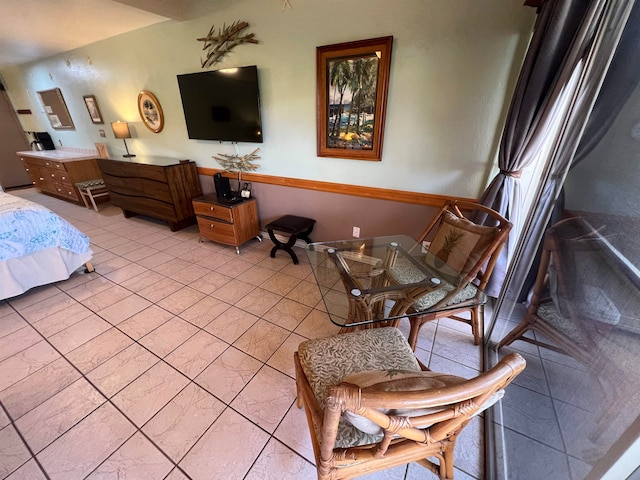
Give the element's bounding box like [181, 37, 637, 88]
[197, 21, 259, 69]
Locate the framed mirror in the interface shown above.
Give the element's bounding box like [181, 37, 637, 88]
[37, 88, 75, 130]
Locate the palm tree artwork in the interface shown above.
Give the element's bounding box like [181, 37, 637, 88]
[327, 54, 379, 150]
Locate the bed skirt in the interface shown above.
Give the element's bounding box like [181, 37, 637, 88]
[0, 246, 93, 301]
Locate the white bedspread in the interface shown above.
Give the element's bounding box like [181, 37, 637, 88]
[0, 192, 92, 300]
[0, 192, 89, 260]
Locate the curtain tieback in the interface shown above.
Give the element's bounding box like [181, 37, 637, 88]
[500, 169, 522, 178]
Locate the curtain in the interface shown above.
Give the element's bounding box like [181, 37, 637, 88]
[517, 0, 640, 301]
[501, 0, 637, 308]
[573, 0, 640, 165]
[485, 3, 637, 478]
[478, 0, 595, 297]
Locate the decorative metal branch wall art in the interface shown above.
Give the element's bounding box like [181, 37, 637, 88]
[197, 21, 259, 69]
[213, 148, 261, 185]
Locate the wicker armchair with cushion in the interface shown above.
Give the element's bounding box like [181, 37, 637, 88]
[294, 327, 525, 480]
[389, 200, 512, 349]
[498, 216, 640, 363]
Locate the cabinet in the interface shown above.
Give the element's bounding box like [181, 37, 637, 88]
[18, 152, 102, 203]
[97, 158, 202, 231]
[193, 195, 261, 253]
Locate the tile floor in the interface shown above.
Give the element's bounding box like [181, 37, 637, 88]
[0, 188, 485, 480]
[492, 307, 640, 480]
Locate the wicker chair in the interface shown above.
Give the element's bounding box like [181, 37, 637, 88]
[389, 200, 512, 349]
[497, 216, 640, 361]
[295, 327, 525, 480]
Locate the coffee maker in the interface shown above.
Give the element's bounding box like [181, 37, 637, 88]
[30, 131, 55, 151]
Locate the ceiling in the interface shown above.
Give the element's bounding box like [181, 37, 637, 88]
[0, 0, 223, 70]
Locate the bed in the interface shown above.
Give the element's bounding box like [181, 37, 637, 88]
[0, 191, 94, 300]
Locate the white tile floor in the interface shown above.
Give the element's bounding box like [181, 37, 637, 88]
[0, 189, 485, 480]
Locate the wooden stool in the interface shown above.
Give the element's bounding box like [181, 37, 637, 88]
[265, 215, 316, 264]
[76, 179, 109, 212]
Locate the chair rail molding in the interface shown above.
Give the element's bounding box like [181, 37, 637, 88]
[197, 167, 476, 207]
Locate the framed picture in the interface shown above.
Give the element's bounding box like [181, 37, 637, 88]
[83, 95, 103, 124]
[138, 90, 164, 133]
[316, 36, 393, 161]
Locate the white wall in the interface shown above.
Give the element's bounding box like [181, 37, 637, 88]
[0, 0, 534, 199]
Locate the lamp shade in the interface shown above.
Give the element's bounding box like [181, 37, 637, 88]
[111, 121, 131, 139]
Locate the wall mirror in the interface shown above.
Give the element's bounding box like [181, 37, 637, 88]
[37, 87, 75, 130]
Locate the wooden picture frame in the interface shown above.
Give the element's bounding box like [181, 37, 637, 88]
[83, 95, 103, 124]
[138, 90, 164, 133]
[316, 36, 393, 161]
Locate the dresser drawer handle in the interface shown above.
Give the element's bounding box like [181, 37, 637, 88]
[209, 224, 215, 229]
[209, 206, 215, 211]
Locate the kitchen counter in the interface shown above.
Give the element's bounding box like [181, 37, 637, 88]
[17, 150, 98, 163]
[17, 150, 102, 203]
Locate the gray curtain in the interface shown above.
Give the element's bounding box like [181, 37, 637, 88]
[485, 3, 637, 478]
[518, 0, 640, 301]
[573, 0, 640, 164]
[478, 0, 593, 297]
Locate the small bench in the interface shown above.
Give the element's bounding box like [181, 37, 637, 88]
[76, 179, 109, 212]
[265, 215, 316, 264]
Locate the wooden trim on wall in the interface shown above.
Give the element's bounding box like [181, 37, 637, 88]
[197, 167, 476, 207]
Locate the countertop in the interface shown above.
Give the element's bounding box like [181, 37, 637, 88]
[16, 150, 97, 162]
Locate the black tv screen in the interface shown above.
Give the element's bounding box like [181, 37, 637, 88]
[177, 66, 263, 143]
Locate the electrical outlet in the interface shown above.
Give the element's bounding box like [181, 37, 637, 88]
[352, 226, 360, 238]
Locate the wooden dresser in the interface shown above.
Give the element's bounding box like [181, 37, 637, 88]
[193, 195, 261, 253]
[97, 158, 202, 231]
[18, 151, 102, 204]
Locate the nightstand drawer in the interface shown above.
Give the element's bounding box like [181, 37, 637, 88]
[193, 201, 233, 222]
[196, 217, 237, 244]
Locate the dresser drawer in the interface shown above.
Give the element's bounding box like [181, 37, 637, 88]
[193, 201, 233, 222]
[21, 156, 47, 167]
[53, 183, 79, 200]
[46, 169, 71, 183]
[196, 217, 237, 244]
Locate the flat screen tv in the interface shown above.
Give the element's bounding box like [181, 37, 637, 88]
[177, 65, 263, 143]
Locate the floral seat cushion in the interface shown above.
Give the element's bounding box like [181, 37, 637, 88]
[390, 256, 478, 312]
[297, 327, 420, 447]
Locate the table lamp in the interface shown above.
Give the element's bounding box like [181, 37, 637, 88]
[111, 121, 136, 158]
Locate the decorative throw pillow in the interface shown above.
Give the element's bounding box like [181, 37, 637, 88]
[426, 211, 499, 275]
[341, 369, 504, 435]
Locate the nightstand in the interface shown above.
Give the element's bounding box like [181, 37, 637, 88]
[192, 195, 261, 254]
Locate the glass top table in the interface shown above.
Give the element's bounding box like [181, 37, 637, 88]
[305, 234, 486, 328]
